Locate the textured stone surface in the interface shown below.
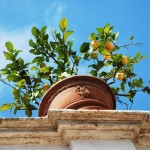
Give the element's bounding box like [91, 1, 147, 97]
[0, 146, 69, 150]
[0, 110, 150, 148]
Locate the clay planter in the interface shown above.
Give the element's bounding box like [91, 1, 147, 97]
[38, 75, 116, 117]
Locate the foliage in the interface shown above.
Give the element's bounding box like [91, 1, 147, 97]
[0, 18, 150, 116]
[80, 23, 150, 106]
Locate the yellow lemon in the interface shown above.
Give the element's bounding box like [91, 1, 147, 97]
[91, 40, 99, 49]
[91, 52, 98, 59]
[116, 73, 124, 80]
[105, 42, 114, 51]
[121, 55, 128, 65]
[104, 53, 111, 60]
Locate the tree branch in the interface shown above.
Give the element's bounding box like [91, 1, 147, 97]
[0, 78, 40, 106]
[106, 69, 118, 85]
[18, 108, 38, 110]
[0, 78, 26, 95]
[115, 93, 130, 97]
[116, 96, 129, 110]
[119, 42, 142, 49]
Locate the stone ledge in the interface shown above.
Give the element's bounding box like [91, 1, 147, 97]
[0, 110, 149, 146]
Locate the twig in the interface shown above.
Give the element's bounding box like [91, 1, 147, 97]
[0, 78, 26, 95]
[129, 103, 133, 110]
[0, 78, 40, 106]
[41, 46, 64, 71]
[108, 77, 115, 85]
[106, 69, 118, 85]
[115, 93, 131, 97]
[18, 108, 38, 110]
[116, 96, 129, 110]
[119, 42, 142, 49]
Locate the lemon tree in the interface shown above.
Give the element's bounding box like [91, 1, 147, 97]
[0, 18, 79, 116]
[0, 18, 150, 116]
[80, 23, 150, 107]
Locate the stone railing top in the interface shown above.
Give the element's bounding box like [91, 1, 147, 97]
[0, 110, 150, 147]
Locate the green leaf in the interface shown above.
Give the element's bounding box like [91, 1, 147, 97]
[18, 79, 26, 88]
[80, 42, 90, 53]
[43, 34, 49, 40]
[64, 30, 73, 42]
[143, 86, 150, 94]
[52, 68, 62, 75]
[50, 41, 58, 49]
[31, 66, 38, 70]
[12, 89, 21, 100]
[40, 66, 49, 73]
[59, 18, 68, 32]
[81, 53, 89, 60]
[99, 71, 107, 77]
[22, 95, 30, 106]
[0, 103, 11, 111]
[130, 36, 134, 41]
[25, 109, 32, 117]
[105, 61, 112, 67]
[88, 33, 96, 40]
[28, 104, 37, 110]
[29, 39, 37, 48]
[140, 55, 147, 60]
[131, 78, 144, 88]
[7, 74, 20, 82]
[29, 49, 36, 54]
[88, 36, 93, 40]
[89, 64, 97, 69]
[0, 69, 11, 75]
[128, 90, 136, 103]
[136, 52, 141, 58]
[104, 26, 110, 33]
[14, 50, 22, 57]
[127, 72, 136, 78]
[5, 41, 14, 52]
[40, 26, 47, 36]
[96, 28, 103, 34]
[89, 70, 97, 76]
[111, 87, 119, 94]
[58, 52, 65, 60]
[18, 58, 24, 66]
[32, 57, 44, 64]
[4, 51, 15, 61]
[14, 106, 18, 114]
[121, 82, 125, 92]
[97, 61, 105, 70]
[32, 26, 39, 37]
[39, 74, 49, 79]
[32, 92, 39, 98]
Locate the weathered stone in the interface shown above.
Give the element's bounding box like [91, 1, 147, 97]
[0, 110, 149, 149]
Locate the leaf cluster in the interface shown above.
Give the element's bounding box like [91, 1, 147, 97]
[0, 18, 79, 116]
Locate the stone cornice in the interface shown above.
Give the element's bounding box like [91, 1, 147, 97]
[0, 110, 150, 146]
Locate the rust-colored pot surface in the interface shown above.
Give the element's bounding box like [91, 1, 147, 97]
[38, 75, 116, 117]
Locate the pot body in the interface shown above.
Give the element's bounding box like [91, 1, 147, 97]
[38, 75, 116, 117]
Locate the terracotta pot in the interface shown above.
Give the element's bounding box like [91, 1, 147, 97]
[38, 75, 116, 117]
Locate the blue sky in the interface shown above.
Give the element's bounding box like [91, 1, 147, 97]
[0, 0, 150, 117]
